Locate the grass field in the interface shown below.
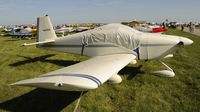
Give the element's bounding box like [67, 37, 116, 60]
[0, 29, 200, 112]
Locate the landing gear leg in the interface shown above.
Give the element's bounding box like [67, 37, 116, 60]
[153, 60, 175, 77]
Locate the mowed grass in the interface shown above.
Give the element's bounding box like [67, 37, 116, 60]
[0, 29, 199, 112]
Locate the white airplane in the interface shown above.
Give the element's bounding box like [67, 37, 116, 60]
[9, 27, 36, 38]
[11, 15, 193, 91]
[54, 27, 74, 37]
[55, 27, 74, 32]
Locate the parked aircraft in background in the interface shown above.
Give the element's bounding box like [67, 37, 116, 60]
[54, 27, 74, 36]
[11, 15, 193, 92]
[3, 27, 12, 32]
[74, 26, 91, 32]
[9, 27, 37, 39]
[135, 25, 167, 33]
[55, 27, 74, 33]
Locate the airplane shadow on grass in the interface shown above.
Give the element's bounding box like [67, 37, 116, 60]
[119, 65, 144, 80]
[9, 54, 80, 67]
[0, 89, 86, 112]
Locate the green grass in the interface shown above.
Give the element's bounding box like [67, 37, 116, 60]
[0, 29, 200, 112]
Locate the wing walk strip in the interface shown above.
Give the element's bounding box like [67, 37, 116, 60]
[42, 74, 102, 86]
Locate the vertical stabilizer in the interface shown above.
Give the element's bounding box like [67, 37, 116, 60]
[37, 15, 57, 42]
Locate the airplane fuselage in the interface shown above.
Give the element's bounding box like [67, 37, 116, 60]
[39, 24, 193, 60]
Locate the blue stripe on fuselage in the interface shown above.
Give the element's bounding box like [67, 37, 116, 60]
[133, 47, 140, 59]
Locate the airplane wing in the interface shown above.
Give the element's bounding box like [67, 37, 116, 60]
[11, 54, 136, 91]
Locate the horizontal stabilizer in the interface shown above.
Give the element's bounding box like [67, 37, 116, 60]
[21, 40, 55, 46]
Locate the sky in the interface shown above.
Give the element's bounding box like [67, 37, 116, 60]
[0, 0, 200, 25]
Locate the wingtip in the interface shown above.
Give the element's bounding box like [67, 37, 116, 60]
[9, 83, 19, 86]
[9, 83, 15, 86]
[9, 82, 23, 86]
[9, 79, 33, 86]
[20, 43, 27, 47]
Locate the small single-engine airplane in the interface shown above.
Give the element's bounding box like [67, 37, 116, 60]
[9, 27, 37, 39]
[135, 25, 167, 33]
[11, 15, 193, 91]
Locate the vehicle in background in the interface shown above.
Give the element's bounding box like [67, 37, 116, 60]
[168, 22, 177, 28]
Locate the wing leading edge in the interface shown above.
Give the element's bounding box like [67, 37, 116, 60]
[11, 54, 136, 91]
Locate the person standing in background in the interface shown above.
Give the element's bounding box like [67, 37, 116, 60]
[181, 24, 184, 31]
